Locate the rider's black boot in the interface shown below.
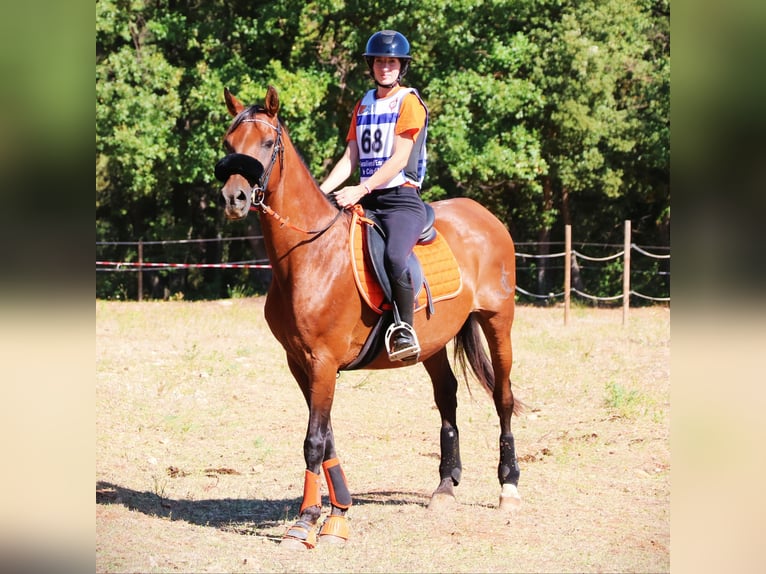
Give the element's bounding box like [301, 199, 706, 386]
[388, 271, 420, 362]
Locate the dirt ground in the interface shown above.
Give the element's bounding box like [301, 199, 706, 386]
[96, 299, 669, 572]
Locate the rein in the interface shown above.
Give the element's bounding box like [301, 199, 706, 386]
[242, 116, 344, 236]
[251, 189, 345, 235]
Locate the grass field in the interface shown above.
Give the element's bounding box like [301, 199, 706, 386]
[96, 299, 669, 573]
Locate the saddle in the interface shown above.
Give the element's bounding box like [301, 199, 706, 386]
[343, 204, 462, 370]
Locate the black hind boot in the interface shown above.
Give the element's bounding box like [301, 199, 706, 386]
[387, 271, 420, 362]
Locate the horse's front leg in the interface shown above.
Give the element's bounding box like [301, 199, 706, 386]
[281, 360, 352, 549]
[316, 427, 352, 545]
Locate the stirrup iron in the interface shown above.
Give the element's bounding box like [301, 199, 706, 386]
[385, 322, 421, 362]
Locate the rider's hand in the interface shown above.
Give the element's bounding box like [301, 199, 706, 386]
[332, 185, 367, 209]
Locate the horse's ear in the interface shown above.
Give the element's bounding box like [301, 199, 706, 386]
[224, 88, 244, 117]
[264, 85, 280, 117]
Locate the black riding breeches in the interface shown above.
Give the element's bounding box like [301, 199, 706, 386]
[361, 186, 427, 281]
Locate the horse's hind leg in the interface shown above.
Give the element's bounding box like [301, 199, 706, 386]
[422, 347, 462, 510]
[477, 311, 522, 511]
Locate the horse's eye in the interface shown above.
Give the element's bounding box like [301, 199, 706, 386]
[264, 139, 275, 149]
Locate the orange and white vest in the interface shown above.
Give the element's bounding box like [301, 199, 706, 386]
[354, 88, 428, 188]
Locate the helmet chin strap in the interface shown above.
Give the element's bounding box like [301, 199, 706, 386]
[375, 78, 400, 89]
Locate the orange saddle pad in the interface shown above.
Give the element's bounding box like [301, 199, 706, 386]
[349, 212, 463, 314]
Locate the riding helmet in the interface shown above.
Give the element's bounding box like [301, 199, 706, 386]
[363, 30, 411, 79]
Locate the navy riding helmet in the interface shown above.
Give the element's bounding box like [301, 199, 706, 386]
[363, 30, 412, 82]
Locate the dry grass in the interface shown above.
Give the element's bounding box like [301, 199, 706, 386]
[96, 299, 669, 573]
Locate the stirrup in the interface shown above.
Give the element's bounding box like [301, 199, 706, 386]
[385, 322, 421, 362]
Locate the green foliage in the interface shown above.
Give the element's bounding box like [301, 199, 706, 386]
[604, 380, 650, 419]
[96, 0, 669, 300]
[527, 0, 668, 218]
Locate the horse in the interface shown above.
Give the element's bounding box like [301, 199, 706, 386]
[215, 86, 522, 549]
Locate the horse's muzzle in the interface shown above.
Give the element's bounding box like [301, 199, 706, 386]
[216, 153, 263, 220]
[220, 185, 251, 220]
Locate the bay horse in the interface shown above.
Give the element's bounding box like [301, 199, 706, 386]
[215, 86, 522, 549]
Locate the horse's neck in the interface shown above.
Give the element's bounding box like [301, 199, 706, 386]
[260, 135, 344, 272]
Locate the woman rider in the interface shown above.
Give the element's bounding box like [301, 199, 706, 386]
[321, 30, 428, 363]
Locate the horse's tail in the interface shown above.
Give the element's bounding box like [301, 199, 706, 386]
[453, 313, 494, 396]
[453, 313, 524, 415]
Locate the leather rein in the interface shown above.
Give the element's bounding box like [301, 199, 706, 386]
[243, 117, 344, 236]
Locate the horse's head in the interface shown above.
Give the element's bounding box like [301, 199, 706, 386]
[215, 86, 282, 220]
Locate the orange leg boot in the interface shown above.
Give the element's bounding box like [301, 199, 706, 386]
[282, 469, 322, 549]
[319, 458, 352, 544]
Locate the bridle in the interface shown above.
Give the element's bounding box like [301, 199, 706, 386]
[239, 117, 283, 208]
[236, 115, 344, 236]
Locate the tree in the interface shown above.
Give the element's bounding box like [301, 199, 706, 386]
[96, 0, 669, 301]
[522, 0, 670, 292]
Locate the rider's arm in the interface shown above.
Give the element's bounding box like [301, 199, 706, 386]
[320, 142, 359, 194]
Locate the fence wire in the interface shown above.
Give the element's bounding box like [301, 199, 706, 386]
[512, 243, 669, 302]
[96, 235, 669, 303]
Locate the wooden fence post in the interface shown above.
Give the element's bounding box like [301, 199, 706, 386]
[138, 239, 143, 302]
[622, 220, 631, 326]
[564, 224, 571, 325]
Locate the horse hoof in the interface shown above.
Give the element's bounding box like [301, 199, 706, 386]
[281, 521, 317, 550]
[498, 483, 522, 512]
[428, 491, 457, 512]
[318, 515, 349, 546]
[280, 537, 311, 551]
[319, 534, 347, 546]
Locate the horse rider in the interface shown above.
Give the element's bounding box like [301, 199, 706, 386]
[320, 29, 429, 363]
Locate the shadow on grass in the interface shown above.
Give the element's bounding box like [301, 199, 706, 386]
[96, 480, 429, 535]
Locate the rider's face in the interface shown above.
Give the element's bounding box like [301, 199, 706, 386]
[373, 57, 401, 84]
